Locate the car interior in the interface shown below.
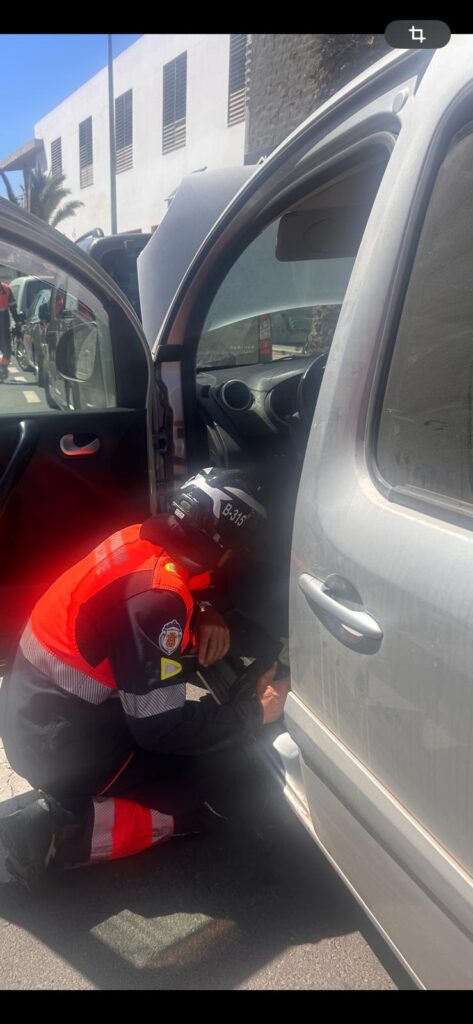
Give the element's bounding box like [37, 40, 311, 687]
[0, 149, 389, 673]
[185, 147, 390, 644]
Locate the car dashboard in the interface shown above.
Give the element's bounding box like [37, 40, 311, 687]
[196, 356, 315, 447]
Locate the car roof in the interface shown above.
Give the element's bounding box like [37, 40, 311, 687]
[77, 232, 152, 258]
[9, 275, 51, 284]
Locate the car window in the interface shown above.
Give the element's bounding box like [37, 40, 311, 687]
[196, 151, 388, 371]
[30, 289, 52, 318]
[0, 241, 116, 414]
[377, 127, 473, 510]
[25, 278, 47, 313]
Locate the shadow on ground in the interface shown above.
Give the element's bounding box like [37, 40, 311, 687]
[0, 788, 414, 990]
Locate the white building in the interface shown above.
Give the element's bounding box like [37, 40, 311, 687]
[33, 33, 248, 239]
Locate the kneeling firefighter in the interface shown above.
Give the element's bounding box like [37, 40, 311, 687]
[0, 467, 290, 891]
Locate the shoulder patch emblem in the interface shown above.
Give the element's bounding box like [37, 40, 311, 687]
[159, 619, 182, 655]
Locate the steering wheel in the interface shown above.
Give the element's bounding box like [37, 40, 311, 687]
[296, 353, 328, 426]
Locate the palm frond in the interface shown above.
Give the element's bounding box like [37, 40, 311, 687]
[0, 171, 20, 205]
[50, 200, 84, 228]
[16, 168, 83, 227]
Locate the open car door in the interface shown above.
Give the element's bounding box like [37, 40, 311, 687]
[0, 200, 156, 666]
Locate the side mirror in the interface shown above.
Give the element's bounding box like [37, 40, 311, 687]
[56, 325, 99, 382]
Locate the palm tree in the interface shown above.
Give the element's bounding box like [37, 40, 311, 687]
[0, 167, 83, 228]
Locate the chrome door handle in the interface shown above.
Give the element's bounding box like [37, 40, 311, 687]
[298, 573, 383, 641]
[59, 434, 100, 457]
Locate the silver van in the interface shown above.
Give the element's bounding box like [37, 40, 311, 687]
[1, 38, 473, 988]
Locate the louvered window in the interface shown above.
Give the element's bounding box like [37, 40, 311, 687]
[79, 117, 93, 188]
[228, 34, 247, 126]
[51, 137, 62, 175]
[162, 52, 187, 154]
[115, 89, 133, 173]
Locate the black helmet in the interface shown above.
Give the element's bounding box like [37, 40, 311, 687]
[171, 467, 267, 552]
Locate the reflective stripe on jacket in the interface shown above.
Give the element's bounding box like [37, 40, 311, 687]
[24, 524, 195, 700]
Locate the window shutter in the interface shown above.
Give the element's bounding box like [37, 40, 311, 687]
[115, 89, 133, 173]
[79, 117, 93, 188]
[163, 52, 187, 154]
[51, 137, 62, 175]
[228, 34, 247, 126]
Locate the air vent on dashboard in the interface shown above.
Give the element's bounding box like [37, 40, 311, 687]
[220, 380, 253, 411]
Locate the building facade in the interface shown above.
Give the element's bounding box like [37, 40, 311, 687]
[244, 34, 389, 163]
[35, 34, 248, 239]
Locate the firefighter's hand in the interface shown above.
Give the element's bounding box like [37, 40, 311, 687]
[194, 607, 230, 666]
[256, 663, 291, 724]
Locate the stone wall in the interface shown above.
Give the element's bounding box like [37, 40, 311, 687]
[245, 34, 390, 162]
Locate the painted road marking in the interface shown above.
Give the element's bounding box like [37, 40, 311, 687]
[16, 376, 27, 382]
[22, 391, 41, 403]
[9, 366, 19, 374]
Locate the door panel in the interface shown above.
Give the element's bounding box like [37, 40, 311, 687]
[0, 410, 150, 659]
[0, 203, 153, 664]
[289, 36, 473, 986]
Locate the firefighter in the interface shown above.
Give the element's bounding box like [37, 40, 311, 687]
[0, 280, 22, 381]
[0, 468, 290, 891]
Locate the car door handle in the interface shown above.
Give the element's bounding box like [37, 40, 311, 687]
[298, 573, 383, 641]
[59, 434, 100, 457]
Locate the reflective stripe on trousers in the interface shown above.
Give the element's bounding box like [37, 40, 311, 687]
[88, 797, 174, 863]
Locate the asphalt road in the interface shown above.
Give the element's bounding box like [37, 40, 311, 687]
[0, 772, 415, 990]
[0, 356, 49, 413]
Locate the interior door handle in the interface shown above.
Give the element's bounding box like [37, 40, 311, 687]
[0, 419, 39, 521]
[59, 434, 100, 457]
[298, 572, 383, 641]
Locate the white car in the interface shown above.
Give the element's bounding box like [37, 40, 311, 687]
[1, 37, 473, 989]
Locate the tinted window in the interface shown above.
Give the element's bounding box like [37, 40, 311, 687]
[30, 289, 52, 317]
[377, 129, 473, 506]
[26, 279, 47, 312]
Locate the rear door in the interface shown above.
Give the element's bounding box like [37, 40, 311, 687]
[289, 36, 473, 988]
[0, 202, 155, 664]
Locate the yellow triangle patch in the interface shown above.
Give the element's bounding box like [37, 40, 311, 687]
[161, 658, 182, 681]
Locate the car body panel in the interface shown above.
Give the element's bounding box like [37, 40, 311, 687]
[143, 39, 473, 986]
[138, 165, 256, 350]
[288, 35, 473, 988]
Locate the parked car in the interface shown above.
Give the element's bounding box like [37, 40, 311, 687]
[1, 37, 473, 989]
[8, 275, 53, 320]
[19, 286, 52, 379]
[7, 275, 54, 372]
[75, 229, 151, 320]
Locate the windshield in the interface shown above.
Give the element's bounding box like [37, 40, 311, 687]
[196, 154, 386, 370]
